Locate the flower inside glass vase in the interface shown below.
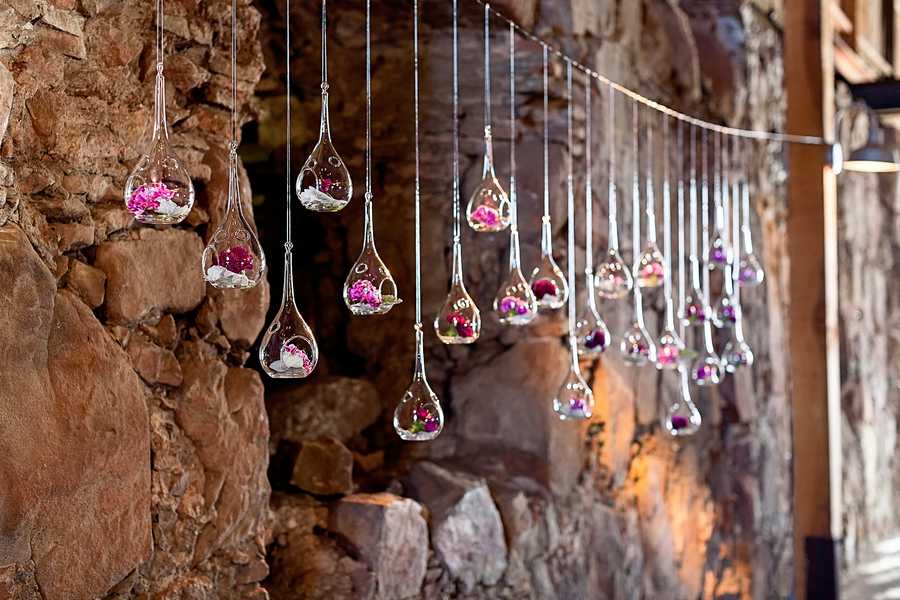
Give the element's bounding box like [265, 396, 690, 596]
[469, 204, 504, 231]
[498, 295, 532, 325]
[127, 181, 191, 223]
[346, 279, 399, 315]
[439, 312, 476, 342]
[531, 278, 564, 309]
[266, 339, 315, 378]
[406, 406, 441, 435]
[206, 246, 257, 289]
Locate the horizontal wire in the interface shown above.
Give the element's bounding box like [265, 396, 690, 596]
[476, 0, 824, 146]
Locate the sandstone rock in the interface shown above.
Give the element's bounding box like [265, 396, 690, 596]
[49, 218, 94, 251]
[267, 376, 382, 450]
[287, 437, 355, 496]
[0, 224, 151, 600]
[404, 462, 508, 592]
[329, 494, 429, 600]
[66, 258, 106, 309]
[212, 281, 270, 350]
[0, 61, 12, 145]
[126, 336, 183, 386]
[96, 228, 205, 325]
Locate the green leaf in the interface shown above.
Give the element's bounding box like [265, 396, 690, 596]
[445, 325, 459, 339]
[408, 421, 426, 434]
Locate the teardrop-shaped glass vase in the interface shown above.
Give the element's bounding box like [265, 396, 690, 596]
[708, 236, 729, 271]
[435, 242, 481, 344]
[621, 291, 657, 366]
[634, 241, 666, 289]
[202, 145, 266, 289]
[259, 250, 319, 379]
[495, 229, 538, 326]
[681, 292, 707, 327]
[553, 337, 594, 420]
[343, 197, 401, 315]
[722, 319, 754, 373]
[125, 67, 195, 224]
[466, 126, 511, 233]
[530, 218, 568, 310]
[691, 320, 722, 386]
[664, 369, 701, 436]
[738, 253, 765, 287]
[712, 294, 737, 329]
[595, 248, 634, 299]
[296, 84, 352, 212]
[394, 327, 444, 441]
[656, 300, 685, 370]
[575, 276, 610, 356]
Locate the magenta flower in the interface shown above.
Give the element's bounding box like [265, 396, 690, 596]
[711, 247, 728, 264]
[415, 406, 439, 433]
[657, 345, 680, 365]
[447, 312, 474, 338]
[319, 178, 333, 194]
[471, 204, 501, 229]
[568, 396, 585, 412]
[719, 305, 736, 324]
[282, 343, 313, 373]
[128, 182, 174, 216]
[671, 415, 690, 430]
[583, 329, 607, 350]
[685, 303, 706, 324]
[221, 246, 253, 274]
[348, 279, 383, 308]
[532, 279, 559, 300]
[640, 261, 665, 286]
[500, 296, 529, 316]
[694, 364, 715, 380]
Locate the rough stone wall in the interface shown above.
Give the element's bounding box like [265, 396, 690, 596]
[836, 82, 900, 568]
[0, 0, 272, 598]
[247, 1, 795, 599]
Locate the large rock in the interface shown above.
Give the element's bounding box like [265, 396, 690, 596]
[329, 493, 429, 600]
[95, 228, 205, 325]
[0, 224, 151, 599]
[404, 462, 508, 592]
[267, 377, 382, 451]
[288, 437, 355, 496]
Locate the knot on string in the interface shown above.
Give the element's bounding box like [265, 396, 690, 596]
[284, 242, 293, 252]
[414, 322, 423, 333]
[541, 215, 551, 225]
[321, 82, 329, 93]
[484, 125, 492, 138]
[364, 192, 373, 202]
[156, 62, 164, 74]
[229, 140, 238, 153]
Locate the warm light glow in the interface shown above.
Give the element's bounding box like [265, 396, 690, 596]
[842, 160, 900, 173]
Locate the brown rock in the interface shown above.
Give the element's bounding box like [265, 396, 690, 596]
[330, 494, 430, 600]
[96, 228, 205, 325]
[267, 377, 382, 450]
[0, 224, 151, 599]
[140, 313, 178, 348]
[0, 62, 12, 145]
[49, 219, 94, 251]
[288, 437, 355, 496]
[66, 258, 106, 309]
[126, 336, 183, 386]
[212, 280, 270, 349]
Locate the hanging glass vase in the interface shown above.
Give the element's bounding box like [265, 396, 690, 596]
[664, 368, 702, 436]
[575, 276, 610, 356]
[202, 144, 266, 289]
[691, 320, 722, 386]
[595, 242, 634, 298]
[621, 291, 656, 366]
[495, 228, 538, 326]
[394, 326, 444, 441]
[656, 298, 686, 370]
[682, 278, 707, 327]
[343, 196, 401, 315]
[260, 250, 319, 379]
[296, 83, 353, 212]
[530, 218, 568, 309]
[125, 65, 194, 224]
[553, 337, 594, 420]
[721, 310, 754, 373]
[435, 241, 481, 344]
[466, 127, 511, 232]
[635, 242, 666, 288]
[712, 293, 737, 329]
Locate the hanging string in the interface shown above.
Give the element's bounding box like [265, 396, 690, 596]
[365, 0, 372, 200]
[585, 74, 593, 281]
[231, 0, 237, 144]
[714, 131, 723, 236]
[413, 0, 422, 327]
[452, 0, 460, 242]
[722, 132, 731, 255]
[284, 0, 292, 250]
[689, 125, 699, 291]
[662, 112, 672, 302]
[701, 129, 711, 302]
[742, 137, 753, 256]
[646, 104, 656, 244]
[472, 0, 822, 145]
[508, 20, 516, 229]
[566, 59, 576, 335]
[733, 136, 742, 307]
[484, 4, 492, 131]
[156, 0, 164, 69]
[632, 100, 640, 266]
[608, 83, 617, 243]
[321, 0, 328, 86]
[677, 118, 686, 339]
[542, 45, 550, 222]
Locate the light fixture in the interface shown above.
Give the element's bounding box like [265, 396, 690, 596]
[831, 101, 900, 175]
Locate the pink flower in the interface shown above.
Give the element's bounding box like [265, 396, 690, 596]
[348, 279, 383, 308]
[657, 345, 680, 364]
[500, 296, 529, 316]
[471, 205, 501, 229]
[447, 312, 474, 338]
[282, 344, 313, 373]
[640, 262, 665, 286]
[221, 246, 253, 274]
[532, 279, 558, 300]
[127, 182, 174, 216]
[319, 178, 333, 194]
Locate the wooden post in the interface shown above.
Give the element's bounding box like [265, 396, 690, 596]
[784, 1, 842, 599]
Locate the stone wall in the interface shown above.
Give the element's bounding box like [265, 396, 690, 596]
[0, 0, 271, 598]
[247, 1, 795, 599]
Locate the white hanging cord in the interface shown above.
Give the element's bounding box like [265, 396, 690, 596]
[542, 45, 550, 221]
[632, 100, 640, 265]
[677, 118, 686, 339]
[156, 0, 164, 69]
[365, 0, 372, 200]
[509, 21, 516, 229]
[452, 0, 460, 241]
[608, 83, 618, 247]
[646, 104, 656, 244]
[321, 0, 328, 86]
[585, 75, 593, 279]
[472, 0, 822, 145]
[566, 59, 576, 335]
[413, 0, 421, 327]
[701, 129, 711, 302]
[285, 0, 292, 250]
[484, 4, 492, 131]
[231, 0, 237, 145]
[689, 125, 699, 289]
[662, 112, 672, 300]
[742, 137, 753, 255]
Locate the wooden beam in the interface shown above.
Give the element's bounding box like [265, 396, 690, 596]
[784, 0, 842, 598]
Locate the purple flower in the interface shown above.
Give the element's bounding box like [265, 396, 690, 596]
[415, 407, 439, 432]
[471, 204, 501, 229]
[281, 344, 313, 373]
[348, 279, 383, 308]
[532, 279, 559, 300]
[319, 178, 333, 193]
[686, 304, 706, 324]
[447, 312, 475, 338]
[221, 246, 253, 274]
[657, 345, 680, 364]
[583, 329, 607, 350]
[720, 305, 736, 323]
[694, 364, 714, 380]
[711, 247, 728, 264]
[128, 182, 174, 216]
[500, 296, 529, 317]
[568, 396, 585, 412]
[671, 415, 690, 430]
